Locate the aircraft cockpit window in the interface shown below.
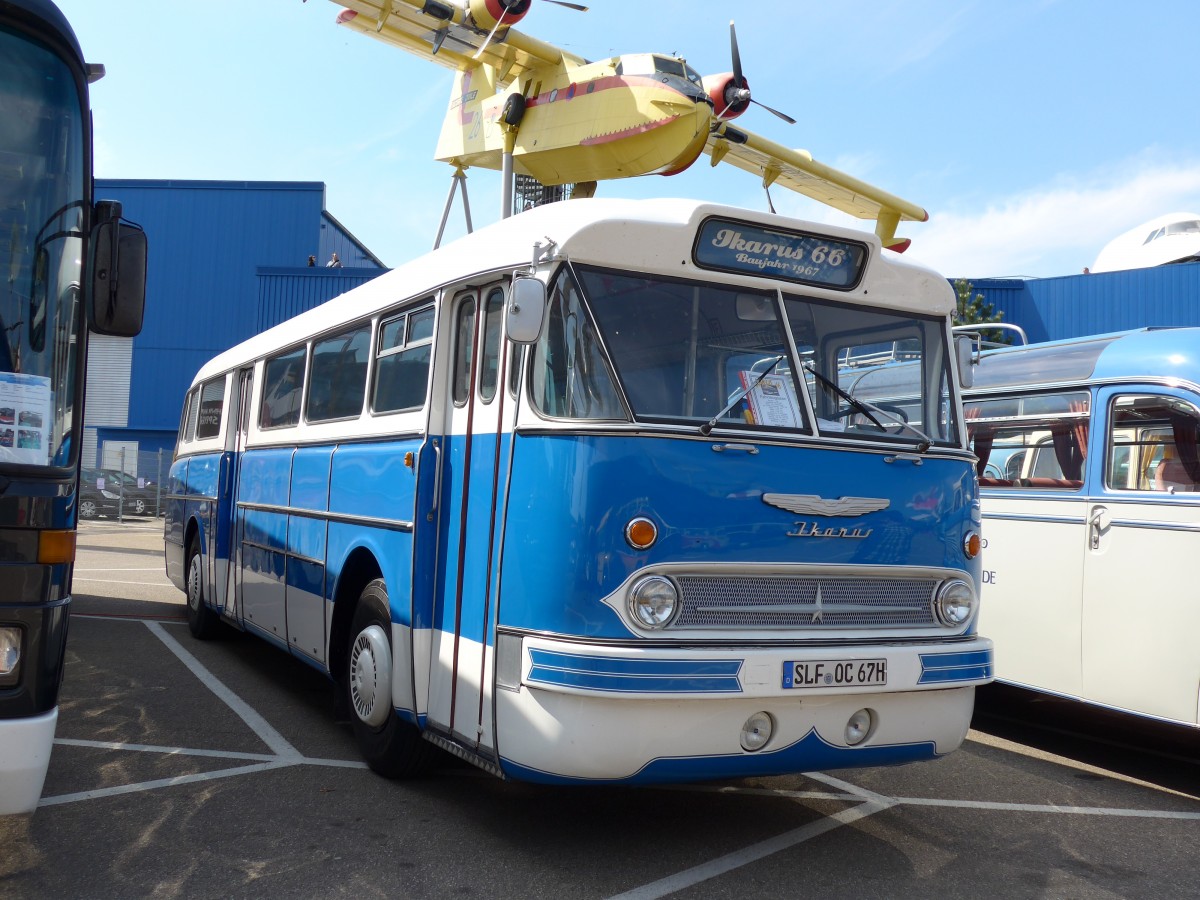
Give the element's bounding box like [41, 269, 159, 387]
[1166, 220, 1200, 236]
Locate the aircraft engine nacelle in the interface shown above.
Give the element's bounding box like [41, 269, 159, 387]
[702, 72, 750, 120]
[468, 0, 532, 31]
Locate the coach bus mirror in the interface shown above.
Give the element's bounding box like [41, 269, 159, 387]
[507, 276, 546, 344]
[955, 334, 976, 389]
[736, 293, 775, 321]
[88, 216, 147, 338]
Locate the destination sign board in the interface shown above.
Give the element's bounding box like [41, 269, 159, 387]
[693, 218, 868, 290]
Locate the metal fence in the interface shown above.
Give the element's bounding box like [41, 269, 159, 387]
[83, 447, 172, 522]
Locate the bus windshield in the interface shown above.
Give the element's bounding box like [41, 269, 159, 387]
[0, 23, 86, 469]
[534, 265, 960, 447]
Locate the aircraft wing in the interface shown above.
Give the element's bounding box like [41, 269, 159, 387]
[706, 121, 928, 250]
[332, 0, 586, 86]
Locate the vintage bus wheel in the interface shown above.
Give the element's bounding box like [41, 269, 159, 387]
[345, 580, 432, 778]
[185, 537, 221, 640]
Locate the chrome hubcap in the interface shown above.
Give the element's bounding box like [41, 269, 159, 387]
[349, 624, 392, 728]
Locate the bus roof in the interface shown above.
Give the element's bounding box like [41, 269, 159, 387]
[192, 197, 953, 386]
[967, 327, 1200, 393]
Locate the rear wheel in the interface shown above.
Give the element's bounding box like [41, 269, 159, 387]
[185, 536, 222, 639]
[79, 499, 97, 520]
[345, 579, 433, 778]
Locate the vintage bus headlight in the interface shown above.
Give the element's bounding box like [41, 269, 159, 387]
[934, 579, 975, 626]
[628, 575, 679, 628]
[0, 626, 20, 678]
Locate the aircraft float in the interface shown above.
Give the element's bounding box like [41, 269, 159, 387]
[328, 0, 928, 251]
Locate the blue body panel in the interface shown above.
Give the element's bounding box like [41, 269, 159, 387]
[496, 433, 978, 639]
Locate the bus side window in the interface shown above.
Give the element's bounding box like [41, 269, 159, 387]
[183, 388, 200, 442]
[308, 325, 370, 422]
[452, 299, 476, 407]
[178, 390, 195, 446]
[194, 375, 227, 440]
[1107, 394, 1200, 492]
[260, 348, 305, 429]
[373, 304, 434, 414]
[479, 287, 505, 403]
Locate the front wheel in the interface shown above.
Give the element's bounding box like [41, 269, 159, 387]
[185, 536, 222, 640]
[344, 579, 433, 778]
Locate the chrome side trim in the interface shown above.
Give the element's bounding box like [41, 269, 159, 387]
[236, 501, 413, 533]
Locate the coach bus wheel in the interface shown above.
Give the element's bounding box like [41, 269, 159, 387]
[185, 537, 221, 640]
[344, 579, 433, 778]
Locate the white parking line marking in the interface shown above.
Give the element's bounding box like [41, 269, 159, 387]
[54, 738, 278, 762]
[39, 761, 296, 807]
[146, 621, 302, 760]
[607, 799, 894, 900]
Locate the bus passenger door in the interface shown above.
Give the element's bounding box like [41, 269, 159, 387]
[1082, 390, 1200, 724]
[222, 368, 254, 626]
[427, 285, 510, 753]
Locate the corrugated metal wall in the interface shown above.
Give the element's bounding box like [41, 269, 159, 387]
[256, 267, 386, 332]
[91, 179, 385, 451]
[964, 262, 1200, 343]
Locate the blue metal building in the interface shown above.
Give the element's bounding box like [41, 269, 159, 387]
[86, 180, 385, 477]
[961, 262, 1200, 344]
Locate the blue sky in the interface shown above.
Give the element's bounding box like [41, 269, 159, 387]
[53, 0, 1200, 278]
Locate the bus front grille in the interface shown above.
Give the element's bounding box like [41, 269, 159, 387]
[671, 575, 939, 629]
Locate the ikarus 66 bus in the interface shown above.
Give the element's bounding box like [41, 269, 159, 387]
[166, 198, 991, 784]
[0, 0, 147, 814]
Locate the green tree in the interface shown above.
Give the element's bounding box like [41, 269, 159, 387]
[952, 279, 1008, 341]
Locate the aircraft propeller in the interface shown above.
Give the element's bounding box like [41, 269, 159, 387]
[475, 0, 588, 60]
[717, 21, 796, 124]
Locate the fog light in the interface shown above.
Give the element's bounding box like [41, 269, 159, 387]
[0, 626, 20, 676]
[740, 711, 774, 751]
[628, 575, 678, 628]
[934, 579, 975, 626]
[845, 708, 873, 746]
[963, 530, 981, 559]
[625, 517, 658, 550]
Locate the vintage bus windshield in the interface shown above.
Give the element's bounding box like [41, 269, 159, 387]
[532, 265, 960, 447]
[0, 22, 86, 468]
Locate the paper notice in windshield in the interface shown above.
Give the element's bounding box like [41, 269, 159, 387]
[0, 373, 52, 465]
[741, 371, 803, 429]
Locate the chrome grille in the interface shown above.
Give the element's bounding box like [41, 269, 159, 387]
[671, 575, 939, 629]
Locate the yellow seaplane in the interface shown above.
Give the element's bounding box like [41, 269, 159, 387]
[330, 0, 927, 250]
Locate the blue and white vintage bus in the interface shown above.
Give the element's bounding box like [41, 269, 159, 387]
[165, 198, 992, 783]
[964, 327, 1200, 729]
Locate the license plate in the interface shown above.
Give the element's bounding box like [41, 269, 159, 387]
[783, 658, 887, 689]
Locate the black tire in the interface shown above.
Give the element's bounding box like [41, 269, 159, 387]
[185, 536, 222, 640]
[345, 579, 433, 778]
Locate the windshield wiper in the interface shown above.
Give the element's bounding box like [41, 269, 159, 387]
[804, 362, 933, 452]
[699, 355, 785, 436]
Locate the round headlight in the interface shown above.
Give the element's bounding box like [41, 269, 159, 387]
[628, 575, 679, 629]
[934, 579, 975, 626]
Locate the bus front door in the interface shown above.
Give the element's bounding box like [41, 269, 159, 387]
[427, 285, 510, 754]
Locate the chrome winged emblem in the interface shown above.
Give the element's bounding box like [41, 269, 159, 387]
[762, 493, 890, 516]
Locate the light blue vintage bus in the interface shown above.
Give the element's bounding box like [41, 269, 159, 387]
[964, 327, 1200, 729]
[165, 198, 992, 783]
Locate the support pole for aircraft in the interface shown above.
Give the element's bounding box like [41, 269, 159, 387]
[434, 165, 473, 250]
[501, 131, 517, 220]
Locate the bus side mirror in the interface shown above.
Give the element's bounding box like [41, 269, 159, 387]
[955, 334, 977, 389]
[88, 209, 147, 337]
[507, 277, 546, 344]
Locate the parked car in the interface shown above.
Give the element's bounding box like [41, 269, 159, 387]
[78, 468, 161, 518]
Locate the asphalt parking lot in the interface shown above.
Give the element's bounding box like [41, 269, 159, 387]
[0, 520, 1196, 898]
